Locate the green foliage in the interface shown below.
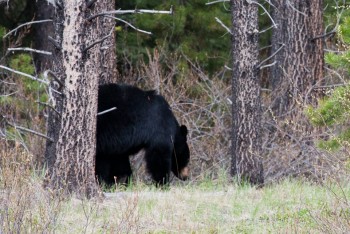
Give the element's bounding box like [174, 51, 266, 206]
[308, 4, 350, 151]
[1, 53, 47, 144]
[317, 130, 349, 151]
[307, 87, 350, 126]
[116, 0, 231, 76]
[8, 53, 46, 95]
[9, 53, 35, 75]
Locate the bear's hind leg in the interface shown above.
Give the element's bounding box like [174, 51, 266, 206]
[95, 156, 114, 186]
[110, 155, 132, 185]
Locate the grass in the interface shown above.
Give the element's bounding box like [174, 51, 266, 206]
[2, 175, 350, 233]
[53, 179, 350, 233]
[1, 147, 350, 233]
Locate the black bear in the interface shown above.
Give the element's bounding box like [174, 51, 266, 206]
[95, 84, 190, 186]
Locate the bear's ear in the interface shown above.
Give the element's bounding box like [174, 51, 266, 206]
[180, 125, 188, 136]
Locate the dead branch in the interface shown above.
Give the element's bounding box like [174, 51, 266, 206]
[312, 0, 345, 41]
[205, 0, 229, 5]
[260, 25, 276, 34]
[97, 107, 117, 116]
[48, 36, 62, 50]
[3, 19, 53, 38]
[44, 70, 64, 88]
[0, 91, 18, 97]
[324, 66, 346, 83]
[3, 117, 53, 142]
[0, 65, 49, 84]
[8, 47, 52, 55]
[247, 0, 277, 28]
[88, 6, 173, 21]
[36, 101, 61, 116]
[258, 44, 285, 68]
[259, 61, 276, 70]
[104, 15, 152, 35]
[83, 29, 113, 53]
[214, 17, 232, 35]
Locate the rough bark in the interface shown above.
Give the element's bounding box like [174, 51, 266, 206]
[33, 0, 54, 74]
[96, 0, 118, 85]
[45, 0, 115, 197]
[270, 0, 324, 117]
[231, 0, 264, 185]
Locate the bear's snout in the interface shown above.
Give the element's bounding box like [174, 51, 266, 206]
[179, 167, 189, 180]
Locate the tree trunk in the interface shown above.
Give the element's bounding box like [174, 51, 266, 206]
[96, 0, 118, 85]
[45, 0, 115, 197]
[230, 0, 264, 185]
[33, 0, 54, 74]
[270, 0, 324, 117]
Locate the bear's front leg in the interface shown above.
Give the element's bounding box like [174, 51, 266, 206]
[145, 145, 172, 186]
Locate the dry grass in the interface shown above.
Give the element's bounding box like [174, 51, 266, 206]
[1, 141, 350, 233]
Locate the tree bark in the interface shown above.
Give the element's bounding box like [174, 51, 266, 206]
[96, 0, 118, 85]
[230, 0, 264, 185]
[32, 0, 54, 74]
[45, 0, 115, 197]
[270, 0, 324, 117]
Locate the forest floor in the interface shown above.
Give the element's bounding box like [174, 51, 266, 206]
[1, 174, 349, 233]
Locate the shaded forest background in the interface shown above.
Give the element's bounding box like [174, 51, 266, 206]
[0, 0, 350, 184]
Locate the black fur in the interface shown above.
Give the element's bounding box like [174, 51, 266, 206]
[96, 84, 190, 186]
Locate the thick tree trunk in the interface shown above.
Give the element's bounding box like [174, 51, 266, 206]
[45, 0, 115, 197]
[270, 0, 324, 117]
[230, 0, 264, 185]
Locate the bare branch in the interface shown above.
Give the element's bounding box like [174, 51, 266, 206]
[263, 0, 277, 9]
[8, 47, 52, 55]
[97, 107, 117, 116]
[4, 118, 53, 142]
[224, 65, 232, 70]
[259, 61, 276, 70]
[205, 0, 229, 5]
[104, 15, 152, 35]
[48, 36, 62, 50]
[258, 44, 285, 68]
[313, 83, 347, 89]
[259, 25, 276, 34]
[0, 65, 49, 84]
[44, 70, 64, 88]
[0, 91, 18, 97]
[88, 6, 173, 21]
[324, 66, 346, 83]
[311, 30, 336, 41]
[3, 19, 53, 38]
[36, 101, 61, 116]
[247, 0, 277, 28]
[83, 29, 113, 53]
[214, 17, 232, 35]
[312, 0, 345, 41]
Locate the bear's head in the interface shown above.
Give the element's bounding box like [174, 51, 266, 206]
[172, 125, 190, 180]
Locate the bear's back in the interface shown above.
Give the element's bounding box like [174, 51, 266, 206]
[97, 84, 179, 154]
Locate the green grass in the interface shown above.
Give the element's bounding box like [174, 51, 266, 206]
[5, 178, 347, 233]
